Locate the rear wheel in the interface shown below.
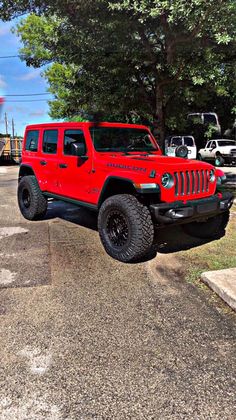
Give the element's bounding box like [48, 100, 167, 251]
[215, 155, 225, 167]
[182, 211, 229, 239]
[18, 175, 47, 220]
[98, 194, 154, 262]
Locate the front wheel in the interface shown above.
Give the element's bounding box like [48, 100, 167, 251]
[182, 211, 229, 239]
[215, 155, 225, 167]
[98, 194, 154, 262]
[18, 175, 48, 220]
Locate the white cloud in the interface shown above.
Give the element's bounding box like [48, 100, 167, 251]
[17, 69, 42, 81]
[0, 23, 12, 37]
[0, 75, 7, 89]
[29, 110, 45, 117]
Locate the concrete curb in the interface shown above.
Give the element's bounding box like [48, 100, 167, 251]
[201, 268, 236, 311]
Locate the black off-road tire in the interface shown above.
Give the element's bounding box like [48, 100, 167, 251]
[182, 211, 229, 239]
[18, 175, 48, 220]
[98, 194, 154, 262]
[215, 155, 225, 167]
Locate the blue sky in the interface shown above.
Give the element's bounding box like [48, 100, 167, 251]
[0, 19, 55, 136]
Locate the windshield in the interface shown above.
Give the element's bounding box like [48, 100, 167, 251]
[217, 140, 236, 146]
[184, 136, 194, 146]
[89, 127, 158, 152]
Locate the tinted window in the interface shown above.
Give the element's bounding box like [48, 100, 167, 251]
[170, 137, 182, 146]
[25, 130, 39, 152]
[206, 141, 212, 148]
[218, 140, 236, 146]
[211, 141, 216, 148]
[183, 136, 194, 146]
[203, 114, 217, 125]
[43, 130, 58, 154]
[64, 130, 86, 155]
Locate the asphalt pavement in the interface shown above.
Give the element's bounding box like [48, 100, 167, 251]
[0, 166, 236, 419]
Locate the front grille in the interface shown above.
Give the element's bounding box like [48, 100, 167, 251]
[174, 169, 210, 197]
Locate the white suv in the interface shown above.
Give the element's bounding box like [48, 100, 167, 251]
[198, 139, 236, 167]
[165, 135, 197, 159]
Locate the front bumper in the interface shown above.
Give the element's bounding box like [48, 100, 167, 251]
[150, 192, 234, 225]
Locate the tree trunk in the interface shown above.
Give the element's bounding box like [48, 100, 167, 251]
[154, 85, 166, 152]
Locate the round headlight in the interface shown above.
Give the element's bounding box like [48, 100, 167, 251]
[161, 173, 174, 189]
[209, 169, 215, 182]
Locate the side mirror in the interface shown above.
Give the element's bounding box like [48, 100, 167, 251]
[70, 142, 86, 157]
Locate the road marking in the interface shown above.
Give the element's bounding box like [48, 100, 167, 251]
[0, 269, 17, 285]
[0, 227, 28, 240]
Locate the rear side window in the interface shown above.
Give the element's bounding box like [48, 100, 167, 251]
[64, 130, 86, 155]
[25, 130, 39, 152]
[170, 137, 182, 147]
[184, 136, 194, 146]
[43, 130, 58, 154]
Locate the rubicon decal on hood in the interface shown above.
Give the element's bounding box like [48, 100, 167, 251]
[107, 163, 147, 172]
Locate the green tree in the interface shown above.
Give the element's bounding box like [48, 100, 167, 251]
[1, 0, 236, 148]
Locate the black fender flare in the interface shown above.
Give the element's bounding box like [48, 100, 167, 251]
[98, 176, 136, 207]
[18, 164, 36, 182]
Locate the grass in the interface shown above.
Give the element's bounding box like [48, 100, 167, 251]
[179, 202, 236, 286]
[178, 202, 236, 314]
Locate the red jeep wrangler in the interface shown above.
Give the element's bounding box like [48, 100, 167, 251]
[18, 122, 233, 262]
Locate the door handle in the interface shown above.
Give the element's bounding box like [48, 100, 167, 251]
[40, 160, 47, 166]
[59, 163, 68, 169]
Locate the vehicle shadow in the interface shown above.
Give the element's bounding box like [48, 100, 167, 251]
[44, 200, 220, 263]
[45, 200, 98, 231]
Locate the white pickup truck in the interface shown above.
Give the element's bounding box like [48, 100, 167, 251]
[198, 139, 236, 166]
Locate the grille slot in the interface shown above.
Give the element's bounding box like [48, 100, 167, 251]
[174, 169, 209, 197]
[174, 172, 179, 196]
[180, 172, 185, 195]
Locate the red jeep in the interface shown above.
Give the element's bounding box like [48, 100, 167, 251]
[18, 122, 233, 262]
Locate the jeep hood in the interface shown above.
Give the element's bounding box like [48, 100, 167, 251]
[101, 152, 214, 171]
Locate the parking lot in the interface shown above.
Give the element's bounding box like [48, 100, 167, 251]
[0, 166, 236, 419]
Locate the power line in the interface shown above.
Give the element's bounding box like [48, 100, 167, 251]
[5, 93, 51, 97]
[6, 99, 51, 102]
[0, 55, 22, 59]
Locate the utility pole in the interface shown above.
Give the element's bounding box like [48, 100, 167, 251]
[12, 118, 15, 138]
[4, 112, 8, 135]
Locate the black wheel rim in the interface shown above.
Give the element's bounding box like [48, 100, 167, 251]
[106, 211, 129, 247]
[22, 188, 31, 208]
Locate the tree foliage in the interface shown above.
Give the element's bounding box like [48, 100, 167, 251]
[1, 0, 236, 146]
